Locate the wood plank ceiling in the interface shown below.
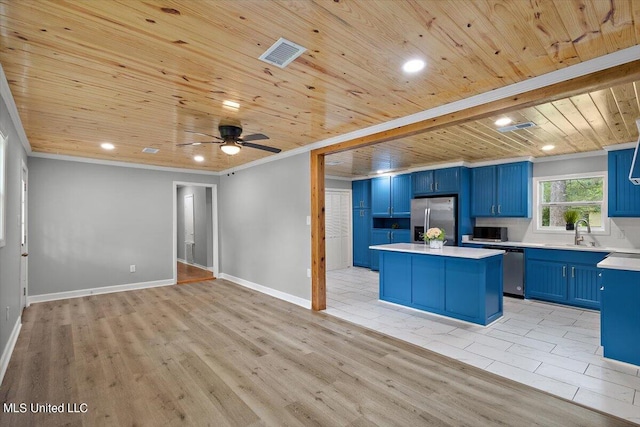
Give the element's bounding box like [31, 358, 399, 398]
[1, 0, 639, 175]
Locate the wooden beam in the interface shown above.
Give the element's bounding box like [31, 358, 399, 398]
[311, 59, 640, 311]
[310, 151, 326, 311]
[313, 60, 640, 156]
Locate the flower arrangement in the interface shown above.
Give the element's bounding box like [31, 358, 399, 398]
[424, 227, 445, 241]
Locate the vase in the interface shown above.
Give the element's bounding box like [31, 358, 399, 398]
[429, 240, 443, 249]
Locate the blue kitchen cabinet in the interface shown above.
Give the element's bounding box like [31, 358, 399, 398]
[352, 208, 371, 267]
[371, 174, 411, 217]
[471, 162, 532, 217]
[412, 167, 460, 196]
[411, 256, 445, 311]
[370, 228, 411, 271]
[352, 179, 371, 209]
[525, 248, 607, 309]
[379, 251, 412, 305]
[601, 268, 640, 366]
[608, 149, 640, 217]
[526, 259, 568, 303]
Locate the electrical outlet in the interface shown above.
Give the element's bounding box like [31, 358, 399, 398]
[306, 268, 311, 278]
[130, 265, 136, 273]
[306, 216, 311, 226]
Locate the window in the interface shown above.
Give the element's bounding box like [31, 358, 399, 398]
[0, 131, 6, 247]
[534, 172, 608, 233]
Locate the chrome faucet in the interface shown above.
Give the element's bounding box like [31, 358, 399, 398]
[574, 218, 591, 245]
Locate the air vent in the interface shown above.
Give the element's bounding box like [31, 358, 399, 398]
[259, 37, 307, 68]
[142, 147, 159, 154]
[496, 122, 537, 133]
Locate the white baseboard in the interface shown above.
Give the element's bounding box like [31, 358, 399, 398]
[219, 273, 311, 309]
[0, 317, 22, 387]
[27, 279, 175, 305]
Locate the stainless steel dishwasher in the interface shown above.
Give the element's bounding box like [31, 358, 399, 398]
[486, 246, 525, 298]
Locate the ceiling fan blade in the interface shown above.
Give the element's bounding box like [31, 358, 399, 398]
[239, 133, 269, 142]
[241, 142, 281, 153]
[176, 141, 219, 146]
[185, 130, 223, 140]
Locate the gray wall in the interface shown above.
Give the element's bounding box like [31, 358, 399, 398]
[176, 185, 211, 268]
[28, 157, 219, 296]
[219, 153, 311, 300]
[325, 177, 352, 190]
[0, 94, 29, 363]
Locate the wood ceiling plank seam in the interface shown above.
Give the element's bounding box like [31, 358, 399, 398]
[471, 120, 538, 151]
[567, 92, 618, 145]
[591, 0, 637, 54]
[551, 97, 608, 149]
[588, 89, 633, 143]
[610, 84, 640, 139]
[521, 105, 582, 143]
[515, 0, 582, 67]
[633, 0, 640, 43]
[534, 102, 593, 152]
[424, 132, 493, 158]
[554, 0, 610, 60]
[470, 0, 558, 75]
[455, 123, 531, 154]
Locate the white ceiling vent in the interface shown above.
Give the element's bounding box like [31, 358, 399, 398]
[142, 147, 159, 154]
[259, 37, 307, 68]
[497, 122, 537, 133]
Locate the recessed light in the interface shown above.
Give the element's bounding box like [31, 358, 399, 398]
[402, 59, 425, 73]
[194, 155, 204, 162]
[192, 142, 201, 146]
[542, 145, 555, 151]
[495, 117, 512, 126]
[223, 100, 240, 110]
[101, 143, 115, 150]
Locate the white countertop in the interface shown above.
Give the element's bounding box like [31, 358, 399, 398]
[369, 243, 505, 259]
[597, 253, 640, 272]
[464, 240, 640, 254]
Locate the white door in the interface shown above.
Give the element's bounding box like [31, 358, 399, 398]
[20, 162, 28, 310]
[325, 190, 352, 271]
[184, 194, 195, 263]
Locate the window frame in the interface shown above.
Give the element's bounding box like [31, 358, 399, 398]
[0, 130, 6, 247]
[532, 171, 609, 235]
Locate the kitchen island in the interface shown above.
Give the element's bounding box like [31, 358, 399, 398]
[369, 243, 505, 325]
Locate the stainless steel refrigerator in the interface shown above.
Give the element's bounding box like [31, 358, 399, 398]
[410, 197, 457, 245]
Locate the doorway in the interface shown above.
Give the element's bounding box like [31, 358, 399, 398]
[325, 189, 352, 271]
[19, 161, 28, 310]
[173, 182, 219, 284]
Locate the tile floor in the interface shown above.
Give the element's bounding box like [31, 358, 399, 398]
[326, 267, 640, 424]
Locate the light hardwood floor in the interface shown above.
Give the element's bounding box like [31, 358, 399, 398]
[0, 279, 635, 426]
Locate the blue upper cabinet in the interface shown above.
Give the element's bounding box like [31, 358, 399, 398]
[412, 167, 460, 196]
[608, 149, 640, 217]
[371, 174, 411, 217]
[471, 162, 532, 217]
[352, 179, 371, 209]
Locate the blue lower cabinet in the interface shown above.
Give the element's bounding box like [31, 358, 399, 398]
[411, 256, 444, 311]
[378, 252, 503, 325]
[379, 252, 412, 305]
[525, 249, 607, 309]
[601, 268, 640, 366]
[370, 229, 411, 271]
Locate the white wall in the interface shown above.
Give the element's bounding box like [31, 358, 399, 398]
[219, 153, 311, 301]
[0, 93, 28, 374]
[476, 153, 640, 248]
[27, 157, 219, 296]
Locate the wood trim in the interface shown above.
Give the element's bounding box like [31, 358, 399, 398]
[310, 59, 640, 310]
[310, 152, 326, 311]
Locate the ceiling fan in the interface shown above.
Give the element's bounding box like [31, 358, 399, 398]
[179, 125, 281, 155]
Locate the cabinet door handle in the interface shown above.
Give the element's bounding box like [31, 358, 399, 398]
[390, 207, 393, 214]
[430, 183, 434, 191]
[387, 232, 391, 240]
[391, 231, 394, 241]
[571, 266, 575, 278]
[598, 272, 602, 277]
[435, 182, 439, 191]
[600, 287, 605, 291]
[562, 266, 566, 277]
[360, 210, 364, 217]
[497, 205, 501, 214]
[491, 205, 495, 214]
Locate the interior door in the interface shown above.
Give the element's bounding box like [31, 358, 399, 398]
[325, 190, 352, 271]
[20, 163, 28, 310]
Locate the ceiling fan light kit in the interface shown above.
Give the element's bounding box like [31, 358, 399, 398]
[220, 141, 241, 155]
